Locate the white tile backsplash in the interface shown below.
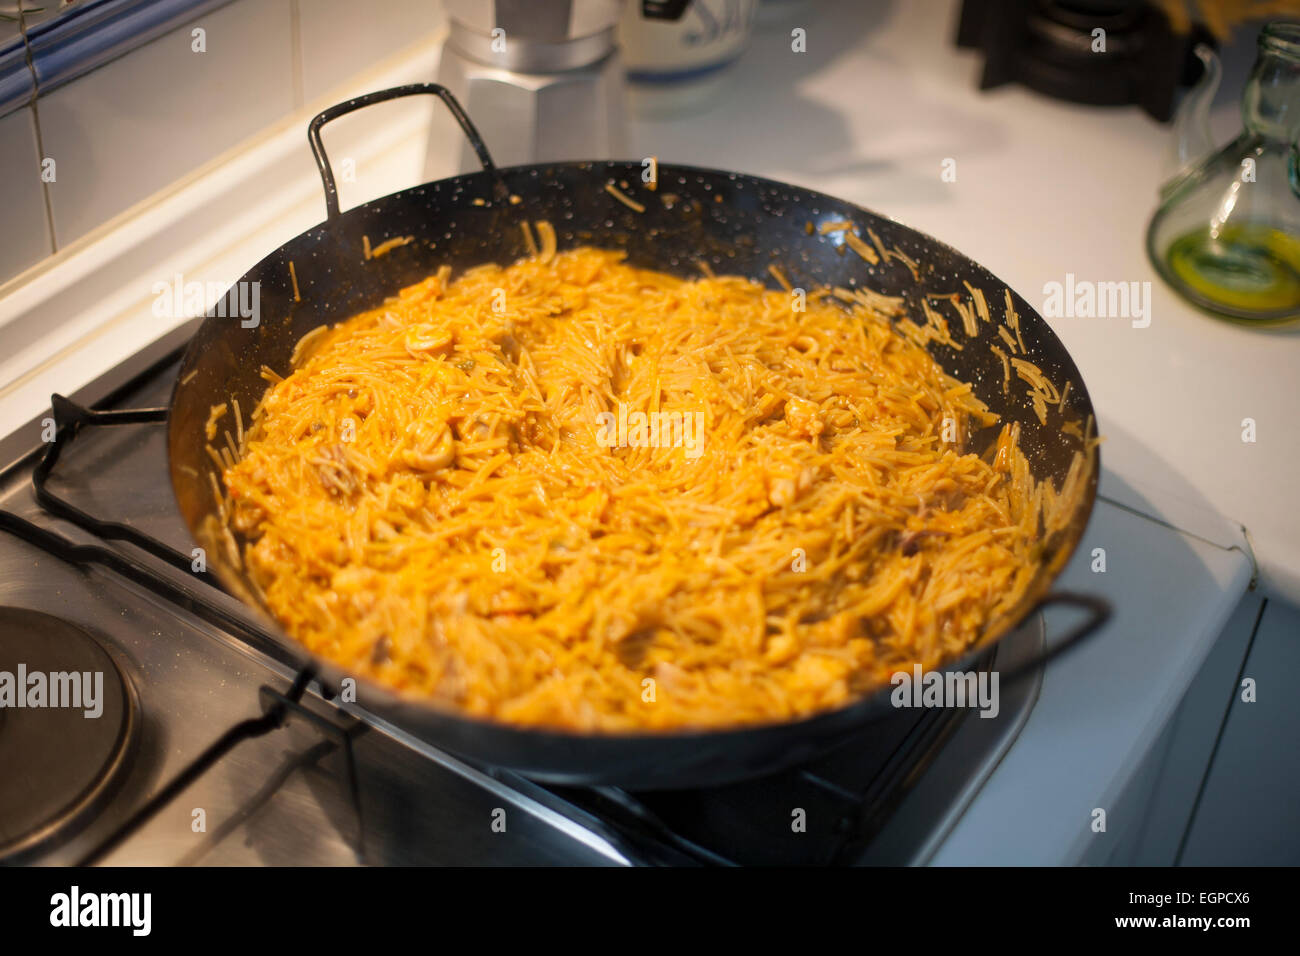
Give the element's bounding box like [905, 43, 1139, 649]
[297, 0, 444, 104]
[8, 0, 445, 276]
[37, 0, 296, 247]
[0, 105, 55, 284]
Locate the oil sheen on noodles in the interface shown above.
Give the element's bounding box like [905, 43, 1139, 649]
[221, 246, 1083, 731]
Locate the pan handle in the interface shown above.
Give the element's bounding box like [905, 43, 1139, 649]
[307, 82, 499, 220]
[993, 591, 1111, 688]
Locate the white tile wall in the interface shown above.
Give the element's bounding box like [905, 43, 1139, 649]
[0, 105, 55, 283]
[297, 0, 444, 105]
[6, 0, 443, 273]
[36, 0, 296, 247]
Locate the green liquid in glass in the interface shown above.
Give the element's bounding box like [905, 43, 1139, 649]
[1165, 224, 1300, 317]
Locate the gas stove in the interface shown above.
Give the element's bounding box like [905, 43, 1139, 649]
[0, 310, 1252, 866]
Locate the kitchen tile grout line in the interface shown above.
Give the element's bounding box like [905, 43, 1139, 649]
[17, 0, 57, 257]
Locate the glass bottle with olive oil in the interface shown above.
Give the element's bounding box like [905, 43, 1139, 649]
[1147, 22, 1300, 326]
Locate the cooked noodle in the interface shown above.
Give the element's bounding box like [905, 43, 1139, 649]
[223, 247, 1074, 731]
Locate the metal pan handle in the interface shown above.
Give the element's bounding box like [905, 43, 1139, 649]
[993, 591, 1111, 687]
[307, 82, 498, 220]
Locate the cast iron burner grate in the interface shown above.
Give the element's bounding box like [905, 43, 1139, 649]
[956, 0, 1211, 121]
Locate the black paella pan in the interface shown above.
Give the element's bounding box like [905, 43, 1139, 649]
[167, 84, 1109, 789]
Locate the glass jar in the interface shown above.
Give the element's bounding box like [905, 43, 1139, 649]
[1147, 22, 1300, 326]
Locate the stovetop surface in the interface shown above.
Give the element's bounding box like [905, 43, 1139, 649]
[0, 328, 1044, 866]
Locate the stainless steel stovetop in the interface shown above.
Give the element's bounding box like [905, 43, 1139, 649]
[0, 321, 1044, 866]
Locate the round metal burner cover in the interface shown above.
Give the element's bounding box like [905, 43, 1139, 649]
[0, 607, 137, 860]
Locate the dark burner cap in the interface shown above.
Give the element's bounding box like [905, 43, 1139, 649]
[0, 607, 138, 861]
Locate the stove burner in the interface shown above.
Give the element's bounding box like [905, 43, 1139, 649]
[956, 0, 1204, 121]
[0, 607, 138, 861]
